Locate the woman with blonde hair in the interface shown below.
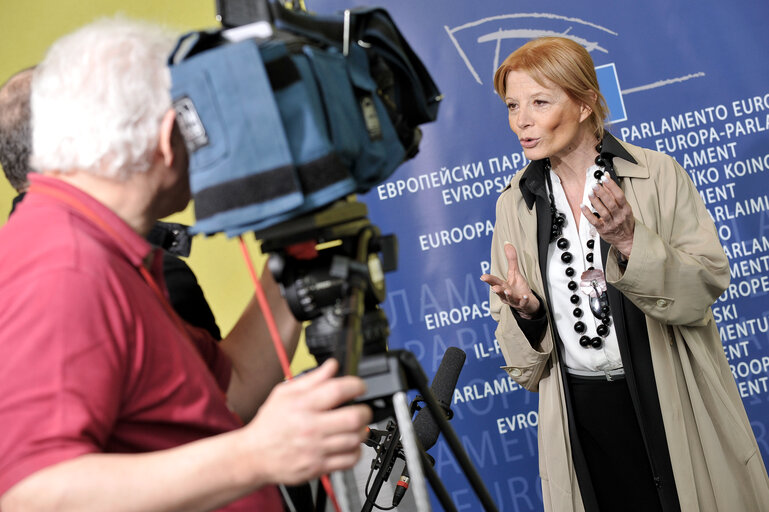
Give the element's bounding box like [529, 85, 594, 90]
[482, 37, 769, 511]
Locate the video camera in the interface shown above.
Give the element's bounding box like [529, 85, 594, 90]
[170, 0, 441, 237]
[168, 0, 441, 372]
[168, 8, 504, 510]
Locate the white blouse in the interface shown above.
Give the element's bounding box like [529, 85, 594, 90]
[545, 165, 623, 372]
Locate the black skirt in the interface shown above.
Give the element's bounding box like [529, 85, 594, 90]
[567, 373, 664, 512]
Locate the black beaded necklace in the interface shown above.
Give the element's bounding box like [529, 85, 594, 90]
[544, 143, 613, 349]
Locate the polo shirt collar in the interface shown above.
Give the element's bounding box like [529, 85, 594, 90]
[28, 173, 152, 267]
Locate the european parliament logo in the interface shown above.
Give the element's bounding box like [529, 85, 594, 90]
[596, 63, 626, 124]
[445, 11, 705, 126]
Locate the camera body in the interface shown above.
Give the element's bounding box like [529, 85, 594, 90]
[169, 0, 440, 237]
[169, 0, 438, 370]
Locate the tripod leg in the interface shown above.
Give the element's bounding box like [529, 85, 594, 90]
[330, 467, 362, 512]
[393, 391, 431, 511]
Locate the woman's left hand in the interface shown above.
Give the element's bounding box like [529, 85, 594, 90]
[580, 176, 634, 257]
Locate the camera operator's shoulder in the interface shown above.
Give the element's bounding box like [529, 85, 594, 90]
[0, 200, 122, 286]
[0, 205, 73, 272]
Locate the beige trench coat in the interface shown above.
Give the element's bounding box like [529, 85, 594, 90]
[489, 138, 769, 511]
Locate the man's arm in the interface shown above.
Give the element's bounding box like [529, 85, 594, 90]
[1, 359, 371, 512]
[219, 263, 302, 422]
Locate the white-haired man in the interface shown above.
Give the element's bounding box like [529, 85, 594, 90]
[0, 18, 372, 512]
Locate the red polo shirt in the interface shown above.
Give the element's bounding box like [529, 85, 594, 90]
[0, 174, 282, 510]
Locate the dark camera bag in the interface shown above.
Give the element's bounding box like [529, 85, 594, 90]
[169, 3, 441, 236]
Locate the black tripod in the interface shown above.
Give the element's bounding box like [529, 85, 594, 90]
[256, 199, 499, 512]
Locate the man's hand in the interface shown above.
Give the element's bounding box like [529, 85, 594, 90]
[243, 358, 372, 485]
[0, 358, 372, 512]
[481, 242, 540, 318]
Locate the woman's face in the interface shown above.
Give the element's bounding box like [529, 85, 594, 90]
[504, 70, 591, 162]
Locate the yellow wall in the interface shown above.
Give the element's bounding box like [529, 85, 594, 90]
[0, 0, 314, 373]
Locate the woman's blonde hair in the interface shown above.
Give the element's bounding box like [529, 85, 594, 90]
[493, 37, 609, 140]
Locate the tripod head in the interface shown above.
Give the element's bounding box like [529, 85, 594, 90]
[255, 197, 397, 377]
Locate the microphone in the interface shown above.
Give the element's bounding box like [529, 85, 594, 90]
[392, 346, 466, 507]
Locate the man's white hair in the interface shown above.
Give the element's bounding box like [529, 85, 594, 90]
[31, 17, 176, 179]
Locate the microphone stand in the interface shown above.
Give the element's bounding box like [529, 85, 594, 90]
[364, 394, 451, 511]
[362, 420, 402, 511]
[356, 350, 499, 512]
[400, 350, 498, 512]
[420, 450, 456, 512]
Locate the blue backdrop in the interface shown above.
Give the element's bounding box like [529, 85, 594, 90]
[311, 1, 769, 510]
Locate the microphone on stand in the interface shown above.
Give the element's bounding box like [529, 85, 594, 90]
[392, 346, 466, 507]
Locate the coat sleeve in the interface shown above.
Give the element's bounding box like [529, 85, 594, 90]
[489, 191, 553, 392]
[606, 154, 730, 327]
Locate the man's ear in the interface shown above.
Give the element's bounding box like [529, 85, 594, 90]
[158, 109, 177, 167]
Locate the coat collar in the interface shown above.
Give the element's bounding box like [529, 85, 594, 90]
[518, 132, 638, 210]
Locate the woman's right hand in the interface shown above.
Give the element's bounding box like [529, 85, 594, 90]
[481, 242, 540, 319]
